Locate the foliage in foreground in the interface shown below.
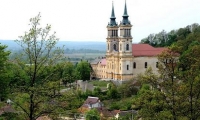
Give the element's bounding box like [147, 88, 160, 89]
[8, 13, 65, 120]
[0, 44, 10, 101]
[85, 108, 100, 120]
[133, 32, 200, 119]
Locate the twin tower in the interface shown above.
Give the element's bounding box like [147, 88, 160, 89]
[106, 1, 134, 80]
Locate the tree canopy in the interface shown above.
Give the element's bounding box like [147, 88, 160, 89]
[0, 44, 10, 101]
[9, 13, 65, 120]
[135, 25, 200, 119]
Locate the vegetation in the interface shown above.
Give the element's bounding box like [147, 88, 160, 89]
[2, 13, 67, 120]
[0, 44, 10, 101]
[140, 23, 200, 47]
[85, 108, 100, 120]
[90, 80, 110, 87]
[75, 61, 91, 81]
[134, 23, 200, 119]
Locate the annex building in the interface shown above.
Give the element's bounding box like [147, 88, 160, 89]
[91, 1, 165, 81]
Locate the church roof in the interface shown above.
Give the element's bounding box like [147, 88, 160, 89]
[100, 59, 106, 66]
[132, 44, 166, 57]
[90, 58, 101, 65]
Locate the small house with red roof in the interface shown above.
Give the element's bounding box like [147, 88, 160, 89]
[78, 96, 103, 113]
[90, 1, 166, 81]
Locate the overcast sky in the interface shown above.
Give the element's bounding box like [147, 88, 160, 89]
[0, 0, 200, 43]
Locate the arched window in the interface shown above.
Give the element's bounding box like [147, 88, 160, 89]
[108, 43, 109, 50]
[145, 62, 148, 68]
[126, 44, 129, 51]
[133, 62, 136, 69]
[156, 62, 158, 68]
[120, 44, 122, 51]
[113, 44, 117, 51]
[127, 65, 129, 70]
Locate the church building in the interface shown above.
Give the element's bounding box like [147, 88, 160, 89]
[91, 1, 165, 81]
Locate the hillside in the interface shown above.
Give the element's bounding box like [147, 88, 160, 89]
[140, 23, 200, 47]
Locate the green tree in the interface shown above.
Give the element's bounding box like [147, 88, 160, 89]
[134, 41, 200, 119]
[133, 48, 181, 119]
[85, 108, 100, 120]
[107, 84, 119, 99]
[56, 62, 75, 86]
[75, 61, 91, 81]
[118, 79, 138, 98]
[9, 13, 64, 120]
[0, 44, 10, 101]
[176, 40, 200, 119]
[133, 69, 174, 120]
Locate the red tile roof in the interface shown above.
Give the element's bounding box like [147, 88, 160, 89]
[0, 105, 15, 115]
[100, 59, 106, 66]
[132, 44, 166, 57]
[96, 107, 114, 117]
[83, 96, 100, 105]
[92, 44, 165, 66]
[36, 116, 51, 120]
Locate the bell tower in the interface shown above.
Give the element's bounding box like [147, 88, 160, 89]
[106, 2, 119, 55]
[118, 0, 133, 80]
[106, 2, 120, 80]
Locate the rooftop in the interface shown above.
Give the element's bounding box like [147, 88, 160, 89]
[132, 44, 166, 57]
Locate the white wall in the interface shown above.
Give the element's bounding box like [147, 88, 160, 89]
[133, 57, 159, 75]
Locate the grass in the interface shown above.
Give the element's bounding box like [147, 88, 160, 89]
[89, 80, 110, 87]
[103, 97, 134, 110]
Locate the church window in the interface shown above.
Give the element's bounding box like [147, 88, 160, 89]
[127, 65, 129, 70]
[133, 62, 136, 69]
[114, 44, 117, 51]
[112, 30, 113, 37]
[156, 62, 158, 68]
[120, 44, 122, 51]
[120, 64, 121, 70]
[126, 44, 129, 51]
[108, 43, 109, 50]
[145, 62, 148, 68]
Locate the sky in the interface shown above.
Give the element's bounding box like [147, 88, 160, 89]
[0, 0, 200, 43]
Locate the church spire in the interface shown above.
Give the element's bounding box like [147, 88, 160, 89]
[123, 0, 128, 17]
[121, 0, 130, 25]
[111, 1, 115, 19]
[108, 1, 117, 26]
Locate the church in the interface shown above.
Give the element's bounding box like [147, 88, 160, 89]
[91, 1, 165, 81]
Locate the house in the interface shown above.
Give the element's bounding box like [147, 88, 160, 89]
[0, 105, 15, 116]
[78, 96, 103, 113]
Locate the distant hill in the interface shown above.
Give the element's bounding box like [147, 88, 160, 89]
[0, 40, 106, 51]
